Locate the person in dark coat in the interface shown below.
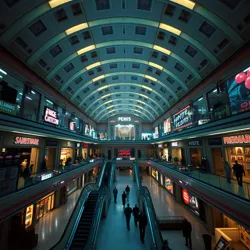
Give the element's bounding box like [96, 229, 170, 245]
[233, 160, 245, 186]
[138, 212, 148, 243]
[23, 164, 32, 186]
[183, 220, 192, 249]
[132, 204, 140, 227]
[125, 185, 130, 196]
[113, 187, 118, 203]
[161, 239, 172, 250]
[122, 191, 127, 208]
[124, 204, 133, 231]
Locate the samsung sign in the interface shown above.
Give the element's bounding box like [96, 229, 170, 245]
[117, 117, 131, 122]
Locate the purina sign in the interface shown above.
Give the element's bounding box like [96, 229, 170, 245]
[117, 117, 131, 122]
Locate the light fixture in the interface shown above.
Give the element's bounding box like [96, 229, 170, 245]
[0, 75, 2, 79]
[145, 75, 157, 82]
[48, 0, 71, 8]
[107, 105, 114, 109]
[159, 23, 181, 35]
[77, 45, 96, 55]
[198, 97, 203, 101]
[170, 0, 195, 10]
[213, 89, 217, 93]
[142, 85, 152, 91]
[101, 94, 111, 99]
[46, 99, 53, 105]
[153, 45, 171, 55]
[97, 85, 108, 91]
[104, 100, 113, 104]
[31, 90, 36, 95]
[65, 23, 88, 35]
[93, 75, 105, 82]
[86, 62, 101, 71]
[19, 93, 23, 95]
[0, 68, 7, 75]
[137, 100, 146, 104]
[26, 96, 32, 100]
[148, 62, 163, 71]
[139, 94, 149, 99]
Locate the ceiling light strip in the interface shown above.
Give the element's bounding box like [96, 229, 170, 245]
[65, 23, 89, 35]
[159, 23, 181, 35]
[148, 62, 163, 71]
[170, 0, 195, 10]
[48, 0, 72, 8]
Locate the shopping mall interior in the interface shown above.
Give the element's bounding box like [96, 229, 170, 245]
[0, 0, 250, 249]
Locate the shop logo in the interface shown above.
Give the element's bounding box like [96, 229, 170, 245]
[118, 117, 131, 122]
[41, 173, 53, 181]
[44, 107, 59, 125]
[171, 142, 178, 147]
[14, 137, 39, 145]
[182, 189, 190, 205]
[223, 134, 250, 144]
[67, 141, 72, 147]
[235, 69, 250, 89]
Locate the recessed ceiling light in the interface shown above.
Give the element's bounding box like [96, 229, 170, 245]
[141, 85, 152, 91]
[26, 96, 32, 100]
[31, 90, 36, 95]
[0, 68, 7, 75]
[159, 23, 181, 36]
[65, 23, 88, 35]
[145, 75, 157, 82]
[77, 45, 96, 55]
[170, 0, 195, 10]
[148, 62, 163, 71]
[153, 45, 171, 55]
[86, 62, 101, 71]
[93, 75, 105, 82]
[48, 0, 71, 8]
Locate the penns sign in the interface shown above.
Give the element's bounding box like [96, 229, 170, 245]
[117, 117, 131, 122]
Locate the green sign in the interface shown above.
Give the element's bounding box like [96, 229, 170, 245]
[0, 100, 17, 115]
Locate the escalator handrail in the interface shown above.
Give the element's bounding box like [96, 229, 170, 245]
[133, 164, 163, 250]
[50, 161, 107, 250]
[84, 186, 110, 250]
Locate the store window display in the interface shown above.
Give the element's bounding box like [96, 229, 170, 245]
[36, 193, 54, 220]
[152, 168, 158, 180]
[60, 148, 73, 167]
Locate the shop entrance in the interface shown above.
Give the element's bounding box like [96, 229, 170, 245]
[190, 148, 202, 168]
[60, 148, 73, 167]
[36, 193, 54, 221]
[211, 148, 223, 175]
[45, 148, 56, 170]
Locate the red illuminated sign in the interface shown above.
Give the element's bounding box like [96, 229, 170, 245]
[223, 134, 250, 144]
[182, 189, 190, 205]
[110, 120, 115, 123]
[14, 137, 39, 146]
[134, 120, 140, 123]
[118, 150, 131, 156]
[83, 143, 88, 148]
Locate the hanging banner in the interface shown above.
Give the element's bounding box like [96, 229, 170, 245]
[173, 106, 193, 131]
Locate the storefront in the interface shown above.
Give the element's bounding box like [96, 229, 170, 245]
[151, 168, 158, 181]
[181, 188, 206, 223]
[223, 133, 250, 178]
[35, 192, 55, 221]
[60, 141, 74, 167]
[170, 141, 185, 165]
[25, 204, 34, 229]
[162, 143, 169, 161]
[1, 134, 42, 193]
[188, 140, 203, 168]
[45, 139, 58, 170]
[82, 143, 88, 159]
[67, 178, 78, 196]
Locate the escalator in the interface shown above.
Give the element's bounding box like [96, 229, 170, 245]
[70, 191, 99, 250]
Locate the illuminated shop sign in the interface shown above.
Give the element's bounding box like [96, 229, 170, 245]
[173, 106, 193, 131]
[134, 120, 140, 123]
[14, 137, 39, 145]
[0, 100, 17, 115]
[171, 142, 179, 147]
[44, 107, 59, 125]
[163, 118, 171, 133]
[188, 140, 202, 146]
[118, 150, 131, 157]
[223, 134, 250, 144]
[158, 144, 163, 148]
[118, 117, 131, 122]
[41, 173, 53, 181]
[110, 120, 116, 123]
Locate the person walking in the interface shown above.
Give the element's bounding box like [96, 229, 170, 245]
[122, 191, 127, 208]
[183, 219, 192, 249]
[124, 204, 133, 231]
[125, 185, 130, 196]
[23, 164, 32, 186]
[233, 160, 245, 186]
[161, 239, 172, 250]
[113, 187, 118, 203]
[223, 160, 231, 183]
[138, 212, 148, 244]
[132, 204, 140, 227]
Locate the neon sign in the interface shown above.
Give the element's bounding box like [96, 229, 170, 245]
[118, 117, 131, 122]
[44, 107, 59, 125]
[14, 137, 39, 145]
[223, 134, 250, 144]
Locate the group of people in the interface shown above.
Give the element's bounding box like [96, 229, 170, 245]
[224, 160, 245, 186]
[113, 185, 171, 249]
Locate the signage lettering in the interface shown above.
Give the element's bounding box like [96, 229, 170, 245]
[41, 173, 53, 181]
[171, 142, 178, 147]
[223, 134, 250, 144]
[118, 117, 131, 122]
[44, 107, 59, 125]
[0, 100, 17, 115]
[14, 137, 39, 146]
[158, 144, 163, 148]
[188, 140, 202, 146]
[173, 106, 193, 131]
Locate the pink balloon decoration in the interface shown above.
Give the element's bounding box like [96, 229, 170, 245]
[247, 70, 250, 77]
[245, 77, 250, 90]
[235, 72, 247, 84]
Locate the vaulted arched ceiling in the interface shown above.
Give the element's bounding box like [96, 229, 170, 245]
[0, 0, 249, 122]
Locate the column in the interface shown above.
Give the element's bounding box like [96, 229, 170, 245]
[158, 172, 161, 186]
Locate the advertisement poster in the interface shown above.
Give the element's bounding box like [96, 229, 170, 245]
[165, 177, 173, 194]
[84, 123, 89, 135]
[44, 107, 59, 125]
[163, 118, 171, 134]
[154, 126, 159, 138]
[182, 189, 200, 216]
[227, 66, 250, 115]
[214, 236, 229, 250]
[173, 106, 193, 131]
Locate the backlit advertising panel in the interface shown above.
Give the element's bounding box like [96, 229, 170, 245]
[182, 189, 200, 216]
[172, 106, 193, 131]
[163, 118, 171, 134]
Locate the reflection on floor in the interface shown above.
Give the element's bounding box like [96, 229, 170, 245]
[142, 172, 210, 250]
[97, 170, 150, 250]
[34, 188, 83, 250]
